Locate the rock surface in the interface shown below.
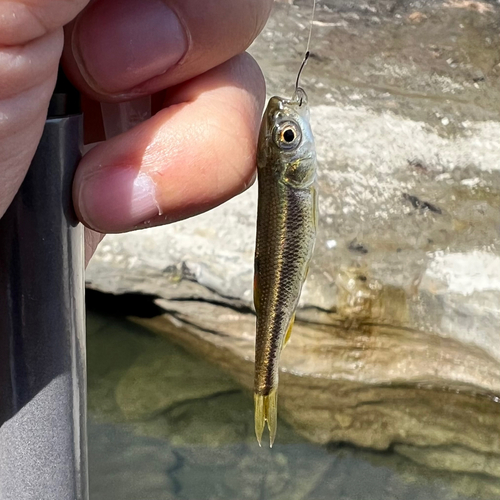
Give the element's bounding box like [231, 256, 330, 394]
[87, 309, 500, 499]
[87, 0, 500, 476]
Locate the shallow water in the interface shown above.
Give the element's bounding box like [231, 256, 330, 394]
[87, 308, 500, 500]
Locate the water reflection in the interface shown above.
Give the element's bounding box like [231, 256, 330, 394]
[87, 309, 500, 500]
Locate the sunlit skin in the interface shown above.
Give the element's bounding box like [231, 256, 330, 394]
[0, 0, 273, 263]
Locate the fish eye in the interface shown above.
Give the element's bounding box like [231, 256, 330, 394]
[273, 121, 302, 151]
[283, 128, 295, 143]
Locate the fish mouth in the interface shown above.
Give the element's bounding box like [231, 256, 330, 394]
[268, 88, 308, 112]
[265, 91, 310, 133]
[292, 87, 308, 106]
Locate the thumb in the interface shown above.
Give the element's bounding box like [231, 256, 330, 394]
[0, 0, 90, 218]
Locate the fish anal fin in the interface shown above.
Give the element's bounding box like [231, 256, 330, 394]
[254, 389, 278, 448]
[283, 313, 296, 350]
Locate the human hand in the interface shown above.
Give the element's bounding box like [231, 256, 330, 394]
[1, 0, 272, 261]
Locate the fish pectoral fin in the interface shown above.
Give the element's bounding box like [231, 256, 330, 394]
[305, 261, 311, 280]
[282, 313, 296, 350]
[313, 186, 319, 231]
[254, 390, 278, 448]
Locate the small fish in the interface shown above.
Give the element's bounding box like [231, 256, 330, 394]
[253, 86, 318, 447]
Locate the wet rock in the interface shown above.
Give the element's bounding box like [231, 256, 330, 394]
[87, 310, 500, 499]
[87, 0, 500, 478]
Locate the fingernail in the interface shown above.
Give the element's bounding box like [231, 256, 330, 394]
[74, 0, 188, 95]
[77, 167, 161, 232]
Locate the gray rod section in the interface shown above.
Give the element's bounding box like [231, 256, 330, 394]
[0, 112, 88, 499]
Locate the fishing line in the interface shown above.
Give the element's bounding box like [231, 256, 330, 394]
[294, 0, 317, 96]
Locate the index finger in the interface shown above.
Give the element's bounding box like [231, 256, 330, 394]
[73, 53, 265, 233]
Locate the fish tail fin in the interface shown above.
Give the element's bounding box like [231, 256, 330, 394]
[254, 389, 278, 448]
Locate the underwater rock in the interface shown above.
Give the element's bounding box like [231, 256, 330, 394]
[87, 0, 500, 477]
[87, 311, 500, 500]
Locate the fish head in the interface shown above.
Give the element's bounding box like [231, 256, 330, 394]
[257, 88, 316, 189]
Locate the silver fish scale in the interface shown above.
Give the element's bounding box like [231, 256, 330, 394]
[254, 175, 316, 396]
